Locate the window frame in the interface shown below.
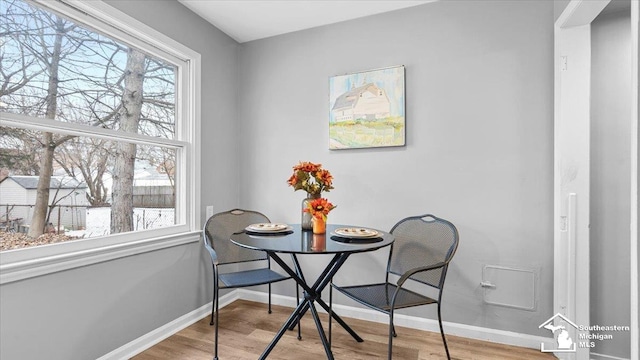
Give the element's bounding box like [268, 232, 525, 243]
[0, 0, 201, 284]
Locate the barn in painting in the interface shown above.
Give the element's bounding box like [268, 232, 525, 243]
[331, 83, 391, 122]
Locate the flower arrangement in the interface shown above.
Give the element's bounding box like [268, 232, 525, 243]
[287, 161, 334, 196]
[304, 198, 336, 222]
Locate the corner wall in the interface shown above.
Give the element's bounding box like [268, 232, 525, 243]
[237, 0, 555, 337]
[591, 8, 632, 359]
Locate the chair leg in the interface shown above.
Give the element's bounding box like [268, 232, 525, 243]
[214, 286, 220, 360]
[437, 303, 451, 360]
[210, 281, 217, 326]
[210, 301, 215, 326]
[268, 283, 272, 314]
[392, 323, 397, 337]
[388, 309, 395, 360]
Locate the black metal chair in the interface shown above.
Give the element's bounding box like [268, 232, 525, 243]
[203, 209, 298, 360]
[330, 214, 459, 360]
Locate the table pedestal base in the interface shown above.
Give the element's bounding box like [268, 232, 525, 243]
[260, 252, 363, 360]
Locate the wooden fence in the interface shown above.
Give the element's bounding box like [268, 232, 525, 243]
[132, 186, 175, 208]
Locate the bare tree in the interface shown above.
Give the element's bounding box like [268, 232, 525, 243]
[2, 1, 113, 235]
[44, 177, 84, 232]
[55, 137, 111, 206]
[110, 49, 145, 234]
[0, 1, 45, 97]
[28, 17, 76, 238]
[0, 127, 41, 175]
[2, 0, 177, 241]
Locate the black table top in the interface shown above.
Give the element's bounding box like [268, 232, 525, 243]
[230, 224, 394, 254]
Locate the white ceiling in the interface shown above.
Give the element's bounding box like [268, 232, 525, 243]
[177, 0, 434, 43]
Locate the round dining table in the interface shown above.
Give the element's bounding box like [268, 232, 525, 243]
[230, 223, 394, 360]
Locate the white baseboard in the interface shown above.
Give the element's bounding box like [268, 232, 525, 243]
[96, 291, 238, 360]
[590, 352, 631, 360]
[100, 289, 556, 359]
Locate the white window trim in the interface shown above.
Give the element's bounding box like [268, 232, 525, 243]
[0, 0, 202, 284]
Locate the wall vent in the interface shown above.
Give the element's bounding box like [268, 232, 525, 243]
[481, 265, 537, 311]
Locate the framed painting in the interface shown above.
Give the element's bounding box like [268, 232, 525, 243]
[329, 65, 405, 150]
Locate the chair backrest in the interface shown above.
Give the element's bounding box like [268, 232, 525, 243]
[203, 209, 269, 266]
[387, 214, 459, 289]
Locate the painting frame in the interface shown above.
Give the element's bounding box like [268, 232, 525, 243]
[329, 65, 405, 150]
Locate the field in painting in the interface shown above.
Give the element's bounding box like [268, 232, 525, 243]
[329, 116, 405, 149]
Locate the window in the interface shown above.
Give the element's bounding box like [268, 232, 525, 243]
[0, 0, 201, 283]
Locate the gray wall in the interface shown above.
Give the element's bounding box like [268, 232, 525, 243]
[591, 7, 632, 359]
[0, 244, 208, 360]
[237, 0, 555, 336]
[0, 1, 238, 359]
[554, 0, 572, 22]
[636, 1, 640, 355]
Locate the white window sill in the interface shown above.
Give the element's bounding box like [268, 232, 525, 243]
[0, 231, 201, 284]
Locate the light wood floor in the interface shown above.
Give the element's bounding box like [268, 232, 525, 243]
[133, 300, 557, 360]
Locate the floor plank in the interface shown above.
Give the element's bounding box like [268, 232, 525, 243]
[132, 300, 557, 360]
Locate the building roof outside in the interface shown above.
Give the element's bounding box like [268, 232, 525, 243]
[3, 175, 87, 190]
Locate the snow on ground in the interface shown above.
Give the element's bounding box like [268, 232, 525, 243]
[1, 207, 175, 250]
[65, 207, 175, 238]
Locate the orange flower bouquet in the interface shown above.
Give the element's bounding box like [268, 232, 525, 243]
[287, 161, 334, 196]
[304, 197, 337, 222]
[304, 198, 336, 234]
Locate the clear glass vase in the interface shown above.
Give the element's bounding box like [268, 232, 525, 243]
[301, 193, 320, 230]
